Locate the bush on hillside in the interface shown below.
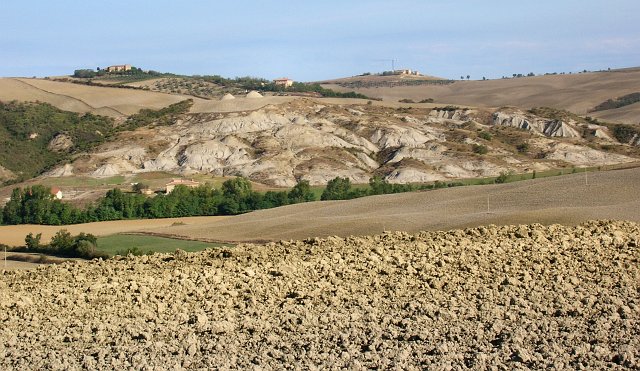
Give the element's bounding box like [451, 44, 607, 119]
[73, 69, 97, 78]
[612, 124, 640, 144]
[479, 131, 492, 141]
[473, 144, 488, 154]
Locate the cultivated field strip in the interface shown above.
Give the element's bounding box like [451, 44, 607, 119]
[1, 220, 638, 368]
[156, 166, 640, 243]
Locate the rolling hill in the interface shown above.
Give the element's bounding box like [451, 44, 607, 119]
[320, 69, 640, 125]
[2, 72, 639, 192]
[144, 165, 640, 243]
[0, 77, 193, 117]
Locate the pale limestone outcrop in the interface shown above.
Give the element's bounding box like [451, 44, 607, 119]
[492, 110, 581, 138]
[58, 100, 638, 186]
[47, 133, 74, 152]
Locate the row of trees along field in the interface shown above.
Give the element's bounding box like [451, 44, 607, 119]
[0, 176, 443, 226]
[0, 178, 313, 225]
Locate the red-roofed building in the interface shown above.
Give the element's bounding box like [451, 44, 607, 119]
[50, 187, 63, 200]
[274, 77, 293, 87]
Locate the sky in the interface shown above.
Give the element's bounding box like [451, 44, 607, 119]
[1, 0, 639, 81]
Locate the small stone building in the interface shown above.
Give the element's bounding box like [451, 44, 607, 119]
[105, 64, 132, 73]
[274, 78, 294, 87]
[165, 179, 200, 193]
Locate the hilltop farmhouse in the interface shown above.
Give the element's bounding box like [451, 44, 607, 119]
[105, 64, 132, 73]
[274, 78, 294, 87]
[382, 68, 422, 76]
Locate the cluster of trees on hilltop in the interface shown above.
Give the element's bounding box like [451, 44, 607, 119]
[197, 75, 373, 99]
[73, 66, 165, 79]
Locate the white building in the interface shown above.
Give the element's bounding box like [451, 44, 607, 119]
[50, 187, 63, 200]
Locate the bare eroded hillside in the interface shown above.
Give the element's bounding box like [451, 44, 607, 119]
[49, 98, 638, 186]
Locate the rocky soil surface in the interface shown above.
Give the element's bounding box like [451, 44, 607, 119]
[1, 220, 639, 369]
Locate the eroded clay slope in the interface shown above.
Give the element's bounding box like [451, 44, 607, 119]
[57, 99, 637, 186]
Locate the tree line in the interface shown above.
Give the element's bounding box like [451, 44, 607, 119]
[0, 174, 456, 226]
[15, 230, 108, 259]
[0, 177, 315, 226]
[197, 75, 373, 99]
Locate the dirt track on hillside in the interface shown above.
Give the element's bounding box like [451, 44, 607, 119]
[152, 167, 640, 243]
[1, 220, 638, 369]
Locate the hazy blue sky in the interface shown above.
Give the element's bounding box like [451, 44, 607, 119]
[1, 0, 639, 81]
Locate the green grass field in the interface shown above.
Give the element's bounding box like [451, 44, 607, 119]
[97, 234, 230, 256]
[38, 175, 126, 188]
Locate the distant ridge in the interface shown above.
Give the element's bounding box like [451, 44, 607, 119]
[320, 68, 640, 125]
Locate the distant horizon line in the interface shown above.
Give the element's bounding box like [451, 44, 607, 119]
[2, 64, 639, 83]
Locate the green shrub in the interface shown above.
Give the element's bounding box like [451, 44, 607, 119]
[25, 232, 42, 250]
[473, 144, 488, 155]
[433, 180, 447, 189]
[50, 229, 75, 254]
[516, 142, 530, 153]
[321, 177, 352, 200]
[495, 171, 509, 184]
[288, 180, 315, 203]
[478, 131, 492, 141]
[114, 247, 154, 256]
